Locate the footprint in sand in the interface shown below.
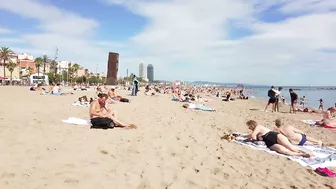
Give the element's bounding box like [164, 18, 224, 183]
[0, 173, 15, 179]
[64, 178, 79, 184]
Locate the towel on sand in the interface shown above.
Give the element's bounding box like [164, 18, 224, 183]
[301, 120, 318, 125]
[71, 102, 90, 107]
[62, 117, 91, 125]
[234, 134, 336, 169]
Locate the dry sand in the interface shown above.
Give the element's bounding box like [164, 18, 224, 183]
[0, 86, 335, 189]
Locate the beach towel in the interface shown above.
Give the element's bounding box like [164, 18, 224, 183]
[195, 104, 215, 111]
[301, 120, 318, 125]
[62, 117, 91, 125]
[71, 102, 90, 107]
[233, 134, 336, 169]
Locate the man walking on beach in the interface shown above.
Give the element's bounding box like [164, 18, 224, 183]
[265, 86, 277, 112]
[274, 119, 322, 146]
[289, 88, 298, 114]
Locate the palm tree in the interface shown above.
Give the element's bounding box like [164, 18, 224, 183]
[27, 67, 32, 75]
[0, 47, 15, 78]
[6, 61, 17, 84]
[49, 60, 58, 74]
[42, 55, 49, 74]
[71, 63, 80, 78]
[34, 57, 42, 77]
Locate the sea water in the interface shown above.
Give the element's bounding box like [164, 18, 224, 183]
[246, 87, 336, 109]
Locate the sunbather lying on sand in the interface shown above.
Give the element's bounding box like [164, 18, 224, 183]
[274, 119, 322, 146]
[89, 93, 136, 129]
[297, 107, 318, 113]
[182, 103, 215, 112]
[315, 107, 336, 128]
[172, 89, 186, 101]
[245, 120, 313, 157]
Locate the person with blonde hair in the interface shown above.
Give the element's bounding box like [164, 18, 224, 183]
[274, 119, 322, 146]
[245, 120, 313, 157]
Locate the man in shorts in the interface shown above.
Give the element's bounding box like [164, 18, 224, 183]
[289, 88, 298, 114]
[265, 86, 277, 112]
[274, 119, 322, 146]
[89, 93, 136, 129]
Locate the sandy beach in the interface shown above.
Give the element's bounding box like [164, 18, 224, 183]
[0, 86, 335, 189]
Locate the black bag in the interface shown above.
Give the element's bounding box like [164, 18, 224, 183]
[90, 118, 114, 129]
[120, 98, 129, 103]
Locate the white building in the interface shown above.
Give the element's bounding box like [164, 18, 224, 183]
[57, 60, 71, 74]
[139, 63, 147, 80]
[18, 53, 33, 61]
[29, 73, 49, 85]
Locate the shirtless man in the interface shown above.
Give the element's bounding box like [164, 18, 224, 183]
[89, 93, 136, 129]
[274, 119, 322, 146]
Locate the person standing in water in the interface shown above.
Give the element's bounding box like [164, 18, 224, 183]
[318, 99, 324, 111]
[300, 96, 306, 109]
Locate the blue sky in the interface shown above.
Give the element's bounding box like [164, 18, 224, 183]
[0, 0, 336, 85]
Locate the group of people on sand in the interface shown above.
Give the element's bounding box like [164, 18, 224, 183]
[265, 86, 334, 114]
[170, 88, 216, 111]
[245, 119, 323, 157]
[30, 83, 73, 95]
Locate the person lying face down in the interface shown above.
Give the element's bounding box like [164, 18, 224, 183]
[274, 119, 322, 146]
[245, 120, 313, 158]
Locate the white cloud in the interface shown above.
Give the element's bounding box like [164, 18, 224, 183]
[0, 0, 109, 72]
[102, 0, 336, 85]
[279, 0, 336, 14]
[0, 0, 335, 85]
[0, 27, 11, 34]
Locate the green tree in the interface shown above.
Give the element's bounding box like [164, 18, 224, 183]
[6, 61, 17, 84]
[49, 60, 58, 75]
[71, 63, 80, 83]
[0, 47, 15, 77]
[34, 57, 42, 77]
[42, 55, 49, 74]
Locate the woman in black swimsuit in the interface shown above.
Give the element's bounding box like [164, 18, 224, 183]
[246, 120, 313, 157]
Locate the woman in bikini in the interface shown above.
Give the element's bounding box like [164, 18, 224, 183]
[316, 107, 336, 127]
[245, 120, 313, 157]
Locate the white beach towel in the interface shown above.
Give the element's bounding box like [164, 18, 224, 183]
[301, 120, 318, 125]
[233, 135, 336, 169]
[62, 117, 91, 125]
[71, 102, 90, 107]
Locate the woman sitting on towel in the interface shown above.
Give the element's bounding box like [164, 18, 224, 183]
[245, 120, 313, 157]
[315, 107, 336, 127]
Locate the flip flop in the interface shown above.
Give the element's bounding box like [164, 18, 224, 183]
[321, 168, 336, 177]
[315, 167, 336, 177]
